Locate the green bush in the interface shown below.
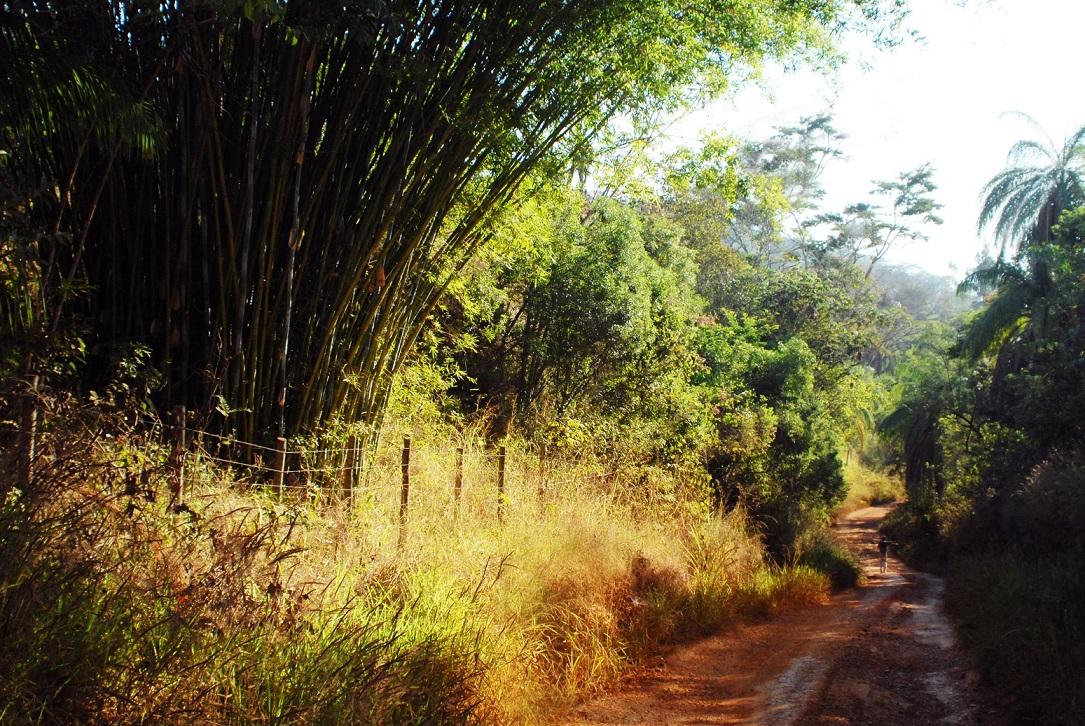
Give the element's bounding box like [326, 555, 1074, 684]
[878, 502, 944, 570]
[796, 528, 862, 590]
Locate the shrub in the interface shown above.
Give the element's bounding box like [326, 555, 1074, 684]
[878, 502, 944, 570]
[796, 527, 863, 590]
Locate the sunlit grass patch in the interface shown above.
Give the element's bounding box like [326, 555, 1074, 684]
[837, 456, 904, 515]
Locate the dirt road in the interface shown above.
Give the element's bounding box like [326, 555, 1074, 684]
[564, 505, 1001, 725]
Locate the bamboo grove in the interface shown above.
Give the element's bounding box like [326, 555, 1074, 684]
[1, 0, 867, 443]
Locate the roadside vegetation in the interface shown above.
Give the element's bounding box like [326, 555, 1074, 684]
[837, 457, 904, 515]
[879, 118, 1085, 725]
[0, 399, 837, 723]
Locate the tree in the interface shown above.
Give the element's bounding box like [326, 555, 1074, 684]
[701, 114, 846, 269]
[705, 261, 884, 381]
[696, 323, 849, 555]
[740, 113, 846, 266]
[957, 249, 1057, 362]
[812, 163, 943, 276]
[2, 0, 877, 442]
[451, 190, 703, 455]
[978, 114, 1085, 254]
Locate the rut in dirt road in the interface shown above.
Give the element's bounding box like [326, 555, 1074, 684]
[565, 505, 1002, 726]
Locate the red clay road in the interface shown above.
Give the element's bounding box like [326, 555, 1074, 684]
[563, 505, 1002, 726]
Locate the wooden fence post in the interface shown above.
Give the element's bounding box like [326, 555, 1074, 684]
[537, 442, 547, 501]
[168, 405, 185, 503]
[274, 436, 287, 500]
[342, 434, 358, 503]
[497, 444, 506, 523]
[454, 445, 463, 517]
[399, 436, 411, 547]
[16, 374, 39, 494]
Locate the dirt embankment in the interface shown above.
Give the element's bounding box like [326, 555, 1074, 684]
[563, 505, 1002, 726]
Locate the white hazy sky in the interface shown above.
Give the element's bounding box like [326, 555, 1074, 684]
[667, 0, 1085, 277]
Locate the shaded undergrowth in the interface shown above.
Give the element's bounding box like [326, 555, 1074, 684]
[944, 553, 1085, 726]
[796, 525, 862, 590]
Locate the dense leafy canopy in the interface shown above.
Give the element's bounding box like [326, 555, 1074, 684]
[2, 0, 922, 553]
[400, 110, 945, 555]
[0, 0, 871, 444]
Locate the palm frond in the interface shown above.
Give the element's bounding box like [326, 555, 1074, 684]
[979, 118, 1085, 254]
[877, 402, 917, 438]
[1001, 111, 1055, 152]
[959, 284, 1030, 360]
[957, 259, 1023, 295]
[1007, 139, 1053, 165]
[1062, 121, 1085, 160]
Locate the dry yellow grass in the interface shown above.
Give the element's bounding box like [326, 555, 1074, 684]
[181, 425, 832, 722]
[3, 404, 831, 724]
[836, 454, 904, 517]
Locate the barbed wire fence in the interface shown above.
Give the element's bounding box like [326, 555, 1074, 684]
[8, 397, 624, 544]
[166, 407, 591, 541]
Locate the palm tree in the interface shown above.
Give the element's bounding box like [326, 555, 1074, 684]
[879, 394, 943, 503]
[978, 114, 1085, 255]
[957, 247, 1058, 361]
[961, 117, 1085, 365]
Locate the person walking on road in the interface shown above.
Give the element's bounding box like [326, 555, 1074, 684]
[875, 534, 897, 573]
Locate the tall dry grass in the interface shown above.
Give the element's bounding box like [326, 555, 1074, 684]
[0, 402, 831, 724]
[0, 407, 483, 724]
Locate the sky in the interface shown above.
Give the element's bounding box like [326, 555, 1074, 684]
[666, 0, 1085, 278]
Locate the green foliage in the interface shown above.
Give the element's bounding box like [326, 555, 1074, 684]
[667, 123, 903, 546]
[708, 262, 884, 375]
[1, 0, 860, 443]
[412, 111, 920, 567]
[450, 186, 712, 464]
[878, 345, 969, 506]
[876, 118, 1085, 721]
[813, 163, 943, 275]
[696, 322, 848, 554]
[945, 553, 1085, 726]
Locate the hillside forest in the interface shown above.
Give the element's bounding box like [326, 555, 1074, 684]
[1, 2, 1082, 724]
